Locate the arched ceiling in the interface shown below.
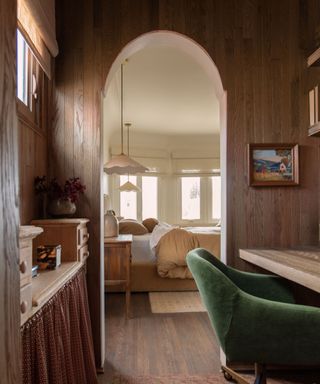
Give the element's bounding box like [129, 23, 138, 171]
[103, 46, 220, 138]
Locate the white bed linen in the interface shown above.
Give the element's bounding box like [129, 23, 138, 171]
[183, 226, 221, 234]
[132, 233, 156, 263]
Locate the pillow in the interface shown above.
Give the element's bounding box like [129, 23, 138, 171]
[142, 218, 159, 233]
[119, 220, 148, 235]
[149, 222, 174, 250]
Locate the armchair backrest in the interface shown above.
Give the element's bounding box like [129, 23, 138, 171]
[186, 249, 239, 352]
[189, 248, 295, 303]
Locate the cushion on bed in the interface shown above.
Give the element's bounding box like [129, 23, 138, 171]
[142, 218, 159, 233]
[119, 220, 148, 235]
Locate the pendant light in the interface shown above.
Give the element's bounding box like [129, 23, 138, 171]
[119, 123, 141, 192]
[104, 62, 148, 175]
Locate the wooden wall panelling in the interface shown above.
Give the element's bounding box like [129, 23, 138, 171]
[19, 54, 51, 224]
[0, 0, 21, 382]
[53, 0, 320, 366]
[84, 0, 104, 370]
[19, 119, 47, 224]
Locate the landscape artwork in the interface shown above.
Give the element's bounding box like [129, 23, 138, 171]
[248, 144, 299, 186]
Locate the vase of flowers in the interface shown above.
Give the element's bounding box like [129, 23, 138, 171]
[35, 176, 86, 218]
[48, 197, 77, 217]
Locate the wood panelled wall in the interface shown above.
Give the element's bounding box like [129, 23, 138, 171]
[19, 67, 52, 225]
[0, 0, 21, 382]
[19, 119, 47, 224]
[53, 0, 320, 366]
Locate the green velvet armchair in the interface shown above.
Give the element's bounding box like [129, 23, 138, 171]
[186, 248, 320, 384]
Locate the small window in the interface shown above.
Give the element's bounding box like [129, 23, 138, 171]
[212, 175, 221, 220]
[120, 175, 137, 219]
[181, 177, 200, 220]
[17, 30, 29, 106]
[142, 176, 158, 220]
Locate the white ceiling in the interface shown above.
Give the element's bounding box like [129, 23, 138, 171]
[103, 46, 220, 137]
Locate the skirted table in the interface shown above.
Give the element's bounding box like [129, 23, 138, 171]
[21, 266, 97, 384]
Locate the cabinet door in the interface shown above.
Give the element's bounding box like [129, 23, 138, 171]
[104, 244, 128, 281]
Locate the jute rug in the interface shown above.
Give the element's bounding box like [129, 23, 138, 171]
[149, 291, 206, 314]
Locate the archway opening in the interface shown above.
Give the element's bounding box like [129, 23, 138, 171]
[102, 30, 227, 263]
[101, 30, 227, 373]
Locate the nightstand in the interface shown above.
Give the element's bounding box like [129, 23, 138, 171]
[104, 234, 132, 318]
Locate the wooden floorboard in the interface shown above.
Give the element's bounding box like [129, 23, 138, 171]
[98, 293, 320, 383]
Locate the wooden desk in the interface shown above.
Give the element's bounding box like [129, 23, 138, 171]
[240, 248, 320, 293]
[104, 235, 132, 318]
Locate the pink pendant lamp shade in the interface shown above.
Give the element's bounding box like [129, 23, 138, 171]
[105, 154, 147, 175]
[118, 123, 143, 192]
[119, 180, 140, 192]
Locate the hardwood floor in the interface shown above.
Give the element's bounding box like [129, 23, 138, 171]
[98, 293, 320, 383]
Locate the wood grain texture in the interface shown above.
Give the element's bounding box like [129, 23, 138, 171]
[0, 0, 21, 382]
[101, 293, 221, 379]
[31, 218, 89, 262]
[240, 248, 320, 293]
[18, 70, 51, 224]
[53, 0, 320, 366]
[98, 293, 320, 383]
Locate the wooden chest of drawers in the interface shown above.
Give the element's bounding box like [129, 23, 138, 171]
[19, 226, 43, 325]
[31, 218, 90, 262]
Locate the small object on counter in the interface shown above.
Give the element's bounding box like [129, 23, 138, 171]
[32, 265, 39, 278]
[37, 245, 62, 270]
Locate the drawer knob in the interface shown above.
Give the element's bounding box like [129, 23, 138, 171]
[20, 301, 28, 314]
[83, 251, 90, 258]
[83, 233, 90, 240]
[20, 261, 27, 274]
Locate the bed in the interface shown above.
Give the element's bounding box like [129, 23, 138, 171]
[130, 226, 221, 292]
[105, 222, 221, 292]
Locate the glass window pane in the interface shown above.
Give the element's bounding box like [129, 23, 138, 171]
[120, 175, 137, 219]
[181, 177, 200, 220]
[142, 176, 158, 220]
[17, 30, 28, 105]
[212, 176, 221, 220]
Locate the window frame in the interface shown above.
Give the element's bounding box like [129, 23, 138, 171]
[178, 174, 220, 226]
[211, 174, 221, 221]
[111, 173, 220, 225]
[16, 28, 46, 133]
[179, 176, 202, 223]
[116, 174, 159, 221]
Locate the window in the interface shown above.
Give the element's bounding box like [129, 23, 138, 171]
[17, 30, 29, 105]
[120, 176, 137, 219]
[118, 175, 158, 220]
[211, 175, 221, 220]
[181, 177, 200, 220]
[179, 175, 221, 223]
[142, 176, 158, 220]
[16, 29, 44, 129]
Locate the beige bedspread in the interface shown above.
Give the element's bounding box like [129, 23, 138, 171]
[156, 228, 220, 279]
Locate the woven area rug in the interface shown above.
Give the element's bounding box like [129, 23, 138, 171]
[105, 374, 224, 383]
[149, 291, 206, 313]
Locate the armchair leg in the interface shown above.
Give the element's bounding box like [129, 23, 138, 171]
[254, 363, 267, 384]
[221, 365, 250, 384]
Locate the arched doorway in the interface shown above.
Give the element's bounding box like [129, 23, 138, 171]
[101, 30, 227, 371]
[102, 30, 227, 265]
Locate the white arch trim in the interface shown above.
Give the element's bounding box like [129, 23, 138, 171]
[103, 30, 227, 265]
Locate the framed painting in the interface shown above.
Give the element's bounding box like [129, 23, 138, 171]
[248, 143, 299, 187]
